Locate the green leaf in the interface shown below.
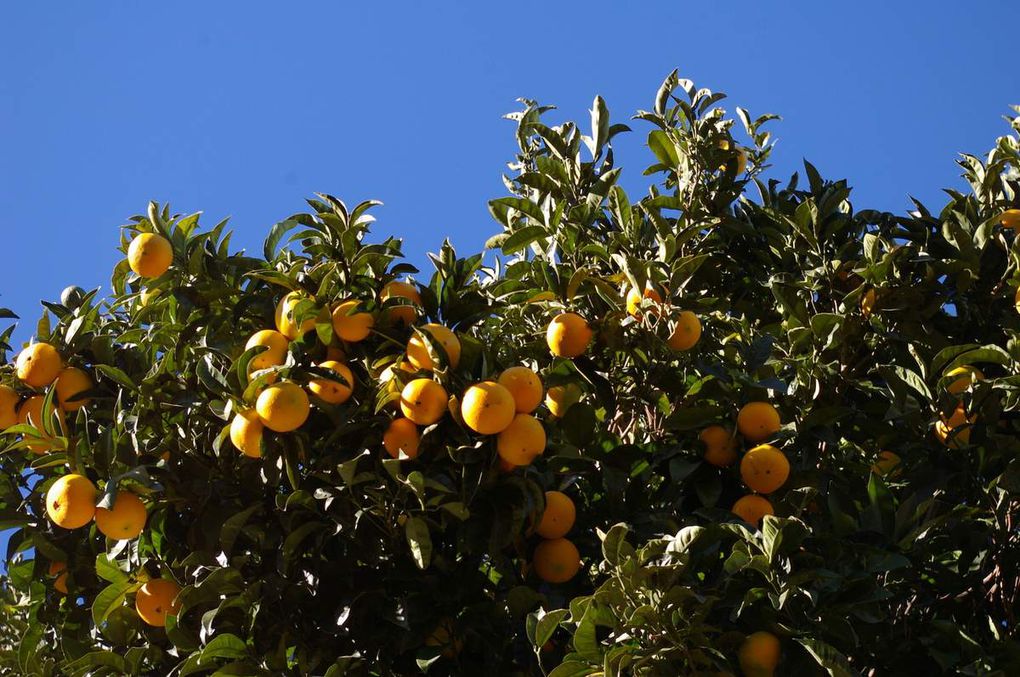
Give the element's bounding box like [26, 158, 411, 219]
[92, 580, 137, 627]
[95, 553, 129, 585]
[526, 608, 569, 648]
[405, 516, 432, 570]
[95, 364, 138, 391]
[794, 636, 855, 677]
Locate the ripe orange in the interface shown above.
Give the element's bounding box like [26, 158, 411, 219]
[536, 491, 576, 539]
[256, 382, 310, 432]
[380, 280, 421, 325]
[275, 291, 319, 340]
[383, 418, 420, 459]
[1000, 208, 1020, 230]
[331, 300, 375, 342]
[668, 311, 702, 351]
[135, 578, 182, 627]
[18, 395, 65, 453]
[736, 402, 781, 442]
[406, 324, 461, 371]
[230, 409, 264, 458]
[545, 383, 582, 418]
[127, 232, 173, 278]
[54, 367, 93, 411]
[740, 444, 790, 494]
[700, 425, 737, 467]
[546, 313, 593, 358]
[533, 537, 582, 584]
[626, 285, 662, 317]
[461, 381, 516, 435]
[308, 360, 355, 404]
[16, 342, 62, 388]
[935, 404, 974, 448]
[738, 631, 781, 677]
[0, 385, 19, 429]
[95, 491, 147, 540]
[245, 329, 289, 373]
[49, 561, 68, 595]
[400, 379, 448, 426]
[496, 413, 546, 465]
[944, 365, 983, 396]
[497, 366, 544, 414]
[732, 495, 774, 526]
[46, 474, 97, 529]
[871, 450, 902, 477]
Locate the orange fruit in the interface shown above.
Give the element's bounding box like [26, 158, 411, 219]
[718, 139, 748, 174]
[496, 413, 546, 465]
[139, 288, 161, 307]
[275, 291, 319, 340]
[46, 474, 97, 529]
[1000, 208, 1020, 230]
[383, 418, 420, 459]
[935, 404, 974, 448]
[700, 425, 737, 467]
[331, 300, 375, 342]
[308, 360, 355, 405]
[54, 367, 93, 411]
[406, 324, 461, 371]
[16, 343, 62, 388]
[245, 330, 289, 373]
[230, 409, 264, 458]
[255, 382, 310, 432]
[732, 495, 774, 526]
[461, 381, 516, 435]
[95, 491, 147, 540]
[546, 313, 593, 358]
[626, 285, 662, 317]
[738, 631, 781, 677]
[127, 232, 173, 278]
[668, 311, 702, 351]
[740, 444, 790, 495]
[498, 457, 518, 473]
[536, 491, 575, 539]
[380, 280, 421, 325]
[533, 538, 581, 584]
[49, 561, 68, 595]
[0, 385, 19, 429]
[18, 395, 65, 453]
[400, 379, 448, 426]
[425, 617, 463, 658]
[545, 383, 582, 418]
[871, 450, 902, 477]
[736, 402, 781, 442]
[945, 365, 983, 396]
[325, 345, 347, 362]
[135, 578, 182, 627]
[497, 366, 544, 414]
[861, 288, 878, 317]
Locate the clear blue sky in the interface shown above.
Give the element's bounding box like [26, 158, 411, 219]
[1, 1, 1019, 340]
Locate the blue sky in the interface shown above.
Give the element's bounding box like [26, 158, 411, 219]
[1, 0, 1018, 342]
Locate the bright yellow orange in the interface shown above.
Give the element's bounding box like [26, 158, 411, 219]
[668, 311, 702, 351]
[46, 474, 97, 529]
[497, 366, 543, 414]
[736, 402, 781, 442]
[135, 578, 182, 627]
[49, 561, 68, 595]
[0, 385, 18, 429]
[55, 367, 93, 411]
[546, 313, 593, 358]
[700, 425, 737, 467]
[1000, 208, 1020, 230]
[545, 383, 582, 418]
[245, 330, 289, 373]
[332, 300, 375, 342]
[95, 491, 147, 540]
[308, 360, 355, 405]
[536, 491, 575, 539]
[380, 280, 421, 325]
[945, 365, 983, 396]
[533, 538, 581, 584]
[496, 413, 546, 465]
[732, 495, 774, 526]
[275, 291, 319, 340]
[383, 418, 420, 459]
[256, 382, 310, 432]
[626, 285, 662, 317]
[461, 381, 516, 435]
[18, 395, 65, 453]
[935, 404, 974, 448]
[406, 324, 461, 371]
[740, 444, 790, 495]
[400, 379, 448, 426]
[230, 409, 264, 458]
[871, 450, 902, 477]
[738, 631, 781, 677]
[127, 232, 173, 278]
[16, 343, 62, 388]
[139, 288, 161, 307]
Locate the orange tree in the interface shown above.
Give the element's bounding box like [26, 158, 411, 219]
[2, 70, 1020, 675]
